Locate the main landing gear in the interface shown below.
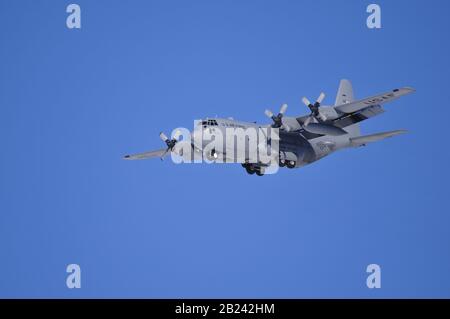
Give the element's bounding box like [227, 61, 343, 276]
[242, 163, 265, 176]
[279, 159, 296, 169]
[242, 159, 296, 176]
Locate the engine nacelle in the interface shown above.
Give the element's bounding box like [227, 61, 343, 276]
[317, 106, 339, 121]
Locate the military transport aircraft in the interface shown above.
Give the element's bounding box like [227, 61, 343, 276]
[124, 79, 415, 176]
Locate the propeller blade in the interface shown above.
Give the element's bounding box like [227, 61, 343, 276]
[160, 148, 170, 160]
[316, 92, 325, 104]
[159, 132, 169, 142]
[302, 97, 311, 107]
[265, 109, 274, 118]
[303, 116, 312, 127]
[303, 123, 347, 136]
[173, 130, 182, 141]
[279, 104, 288, 115]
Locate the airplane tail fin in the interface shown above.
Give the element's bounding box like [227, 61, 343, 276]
[335, 79, 354, 105]
[350, 130, 407, 147]
[335, 79, 360, 137]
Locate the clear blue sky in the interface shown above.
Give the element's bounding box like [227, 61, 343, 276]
[1, 0, 449, 298]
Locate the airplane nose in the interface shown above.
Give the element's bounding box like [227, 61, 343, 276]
[191, 127, 203, 147]
[192, 127, 200, 139]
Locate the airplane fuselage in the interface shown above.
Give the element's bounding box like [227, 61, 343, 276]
[190, 117, 356, 170]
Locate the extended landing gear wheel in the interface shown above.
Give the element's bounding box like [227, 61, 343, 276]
[286, 160, 296, 169]
[279, 159, 286, 167]
[242, 163, 264, 176]
[245, 167, 255, 175]
[255, 167, 265, 176]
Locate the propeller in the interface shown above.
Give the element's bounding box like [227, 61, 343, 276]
[302, 92, 327, 124]
[301, 92, 346, 136]
[265, 104, 288, 128]
[159, 130, 182, 158]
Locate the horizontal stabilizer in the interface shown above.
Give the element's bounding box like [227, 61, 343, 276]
[123, 148, 168, 160]
[350, 130, 407, 147]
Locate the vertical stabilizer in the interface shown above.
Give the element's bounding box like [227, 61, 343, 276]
[335, 79, 354, 105]
[335, 79, 360, 137]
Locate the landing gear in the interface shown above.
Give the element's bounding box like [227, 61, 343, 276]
[279, 151, 297, 168]
[286, 160, 296, 169]
[245, 166, 255, 175]
[256, 170, 264, 176]
[242, 163, 265, 176]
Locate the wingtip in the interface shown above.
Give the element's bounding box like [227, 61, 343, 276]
[390, 129, 409, 136]
[395, 87, 416, 93]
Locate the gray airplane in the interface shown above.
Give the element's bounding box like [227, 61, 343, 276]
[124, 79, 415, 176]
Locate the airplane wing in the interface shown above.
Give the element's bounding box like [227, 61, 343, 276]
[332, 104, 385, 129]
[123, 148, 168, 160]
[335, 87, 415, 114]
[350, 130, 407, 147]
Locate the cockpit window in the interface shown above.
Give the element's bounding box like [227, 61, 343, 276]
[201, 120, 218, 127]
